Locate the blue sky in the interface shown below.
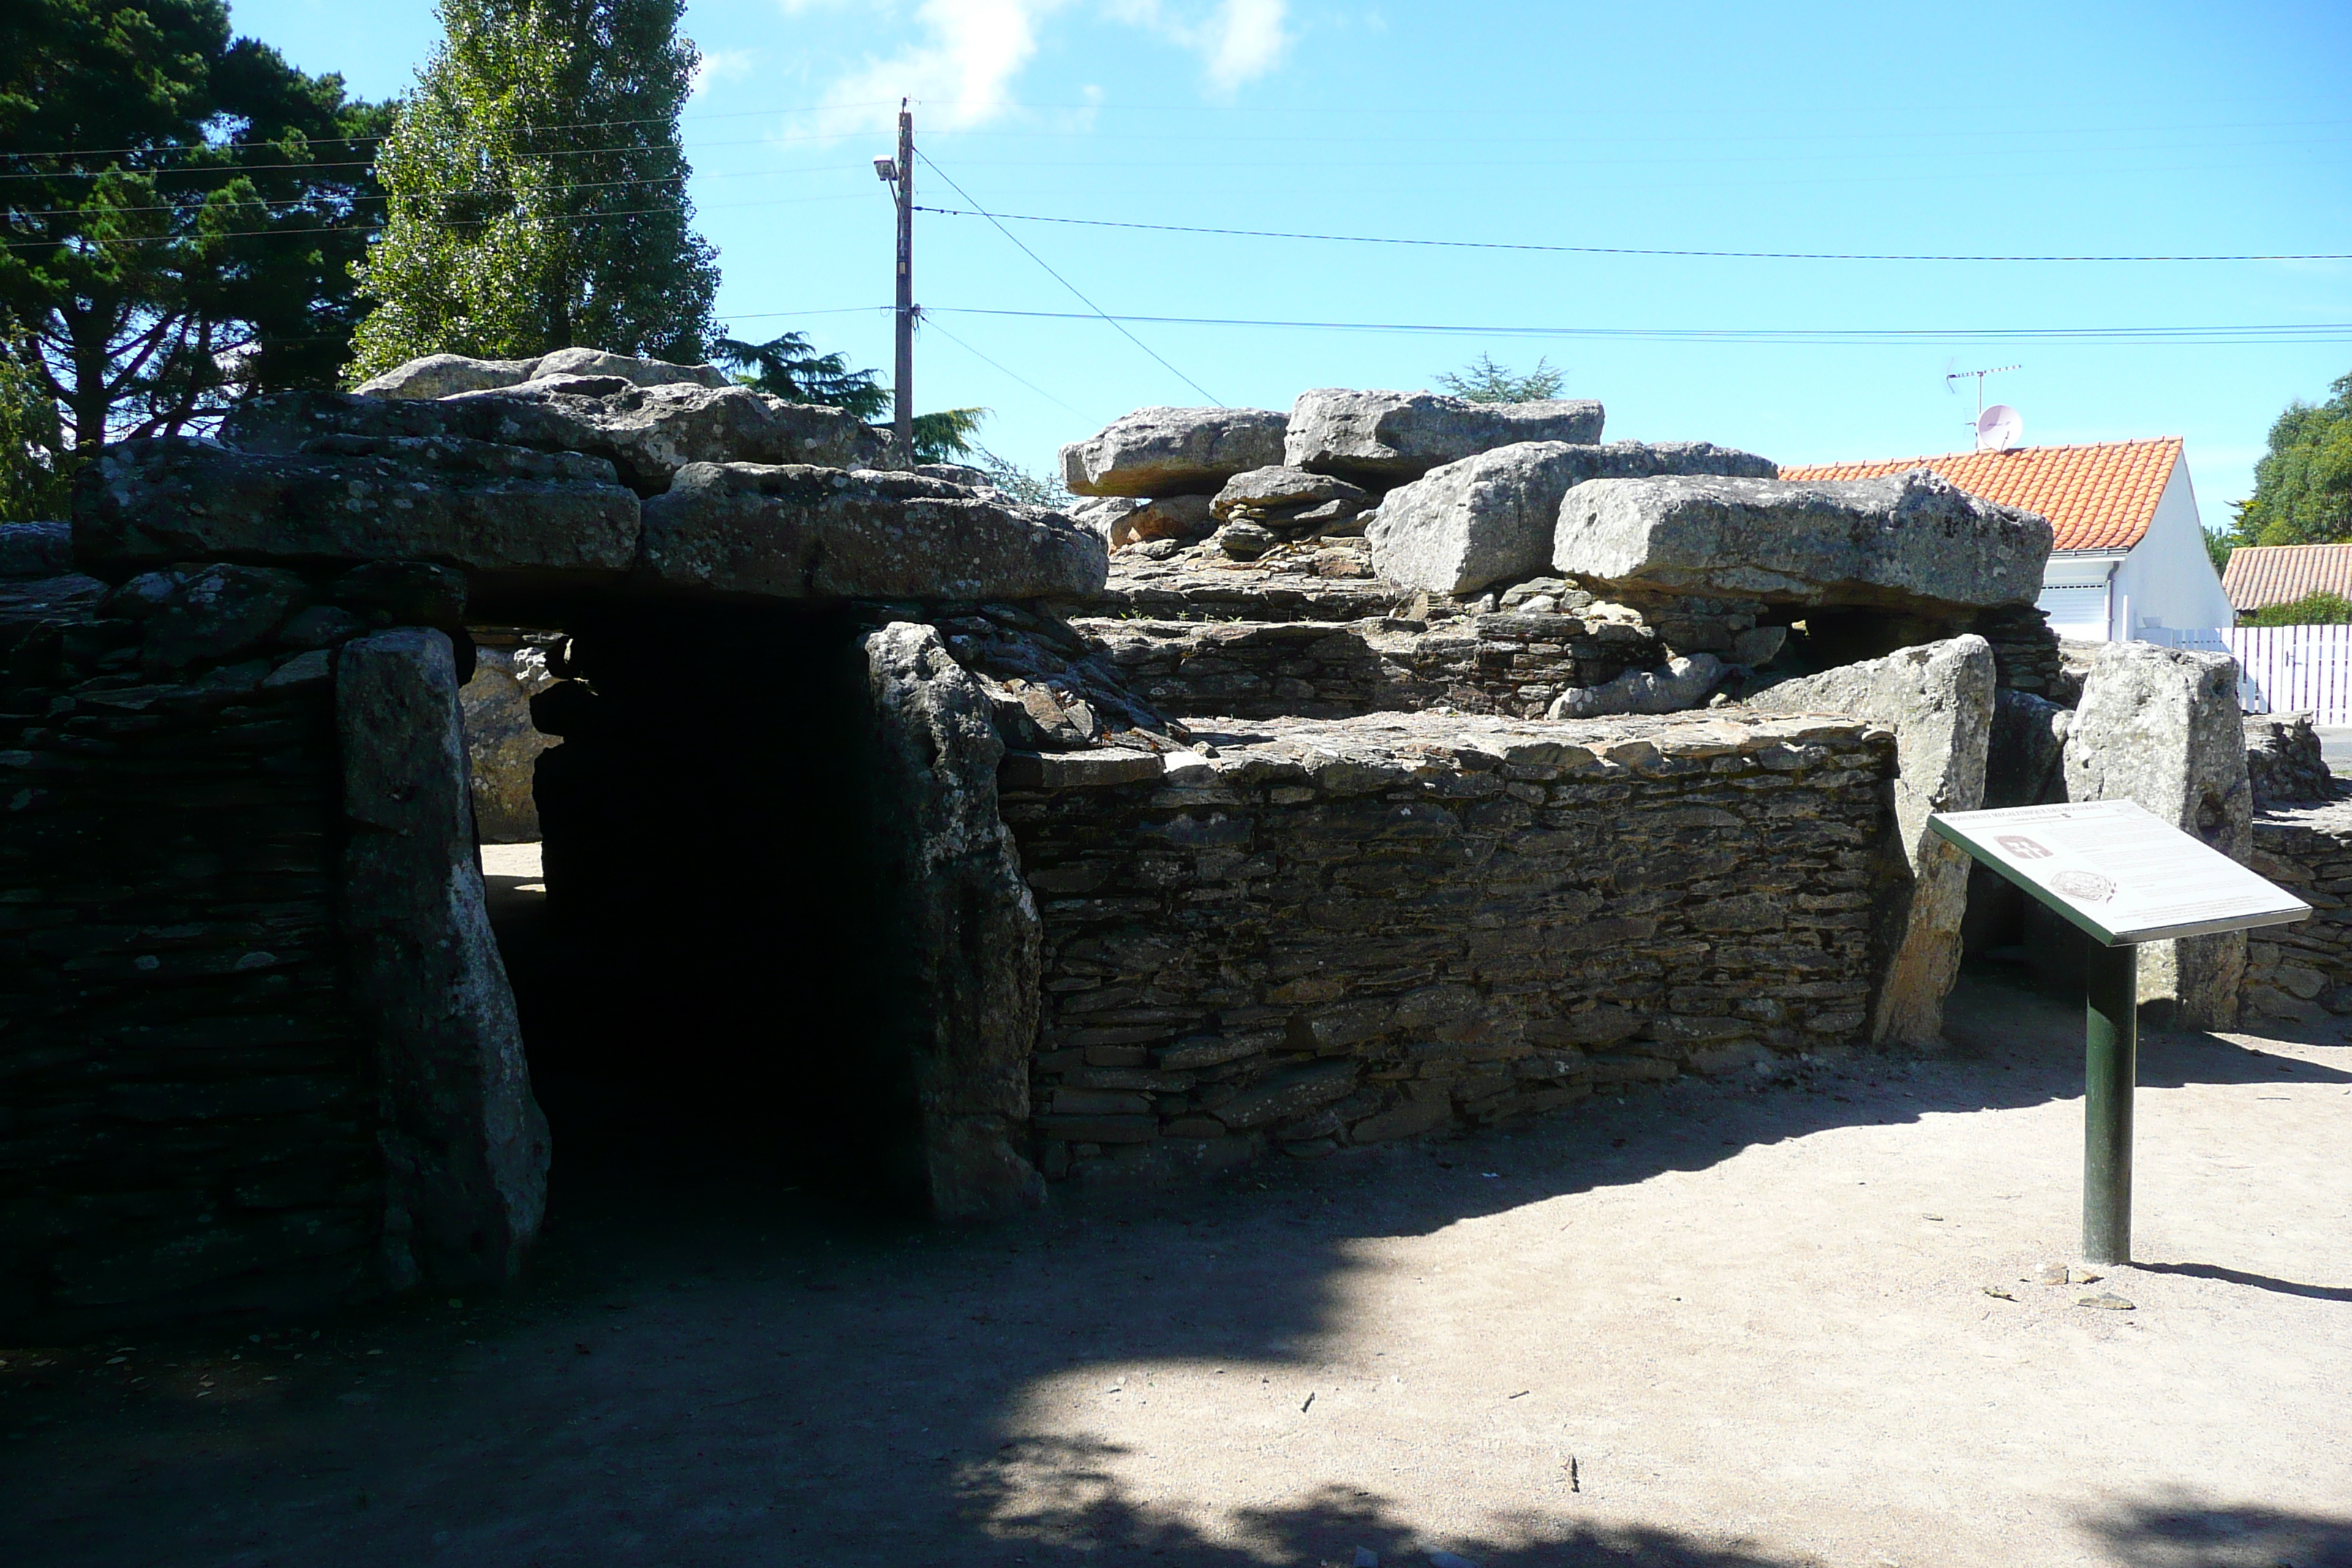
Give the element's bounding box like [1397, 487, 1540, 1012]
[238, 0, 2352, 518]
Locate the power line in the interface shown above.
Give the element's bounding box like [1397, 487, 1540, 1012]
[6, 164, 866, 220]
[918, 313, 1077, 413]
[913, 151, 1222, 407]
[926, 306, 2352, 346]
[914, 208, 2352, 265]
[0, 190, 864, 250]
[0, 100, 902, 168]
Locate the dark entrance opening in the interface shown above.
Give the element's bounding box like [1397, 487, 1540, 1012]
[483, 605, 930, 1218]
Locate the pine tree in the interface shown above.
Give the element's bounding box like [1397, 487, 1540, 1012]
[349, 0, 720, 379]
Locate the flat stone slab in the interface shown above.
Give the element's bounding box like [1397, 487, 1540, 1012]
[1023, 707, 1888, 792]
[1371, 440, 1778, 594]
[638, 463, 1108, 603]
[1061, 407, 1289, 498]
[225, 384, 885, 496]
[351, 348, 729, 399]
[74, 436, 641, 580]
[1072, 535, 1404, 622]
[1285, 390, 1605, 486]
[1553, 468, 2051, 612]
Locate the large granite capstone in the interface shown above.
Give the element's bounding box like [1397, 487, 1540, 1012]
[352, 347, 730, 399]
[227, 382, 885, 496]
[74, 435, 641, 581]
[639, 463, 1109, 603]
[1370, 440, 1779, 594]
[1285, 389, 1605, 486]
[1060, 407, 1289, 497]
[1553, 468, 2051, 614]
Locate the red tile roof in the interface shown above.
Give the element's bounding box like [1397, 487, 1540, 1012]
[2220, 543, 2352, 612]
[1780, 437, 2182, 553]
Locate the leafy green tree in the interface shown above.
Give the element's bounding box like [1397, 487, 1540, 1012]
[350, 0, 720, 378]
[712, 332, 887, 419]
[0, 0, 388, 463]
[712, 329, 985, 464]
[2247, 590, 2352, 626]
[2231, 371, 2352, 546]
[0, 347, 70, 519]
[2204, 527, 2233, 576]
[1436, 352, 1566, 403]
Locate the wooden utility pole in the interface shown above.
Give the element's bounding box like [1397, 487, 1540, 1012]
[892, 100, 914, 467]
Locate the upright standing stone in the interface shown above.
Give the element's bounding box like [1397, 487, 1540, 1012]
[339, 630, 549, 1288]
[1748, 636, 1996, 1046]
[2063, 641, 2253, 1028]
[862, 623, 1047, 1218]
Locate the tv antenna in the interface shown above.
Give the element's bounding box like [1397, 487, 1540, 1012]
[1946, 363, 2021, 442]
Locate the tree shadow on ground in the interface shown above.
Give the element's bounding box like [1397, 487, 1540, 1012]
[1, 966, 2342, 1567]
[2078, 1488, 2352, 1568]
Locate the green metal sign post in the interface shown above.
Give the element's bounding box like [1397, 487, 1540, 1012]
[2080, 939, 2138, 1264]
[1928, 800, 2307, 1267]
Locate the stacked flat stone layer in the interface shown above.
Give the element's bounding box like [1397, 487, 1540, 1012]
[2246, 799, 2352, 1023]
[1000, 710, 1891, 1183]
[1076, 611, 1667, 723]
[0, 617, 380, 1333]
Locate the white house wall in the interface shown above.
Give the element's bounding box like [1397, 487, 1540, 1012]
[2113, 457, 2234, 636]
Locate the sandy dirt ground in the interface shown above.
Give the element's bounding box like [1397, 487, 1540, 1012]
[4, 906, 2348, 1567]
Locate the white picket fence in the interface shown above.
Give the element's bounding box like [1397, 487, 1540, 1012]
[2142, 625, 2352, 723]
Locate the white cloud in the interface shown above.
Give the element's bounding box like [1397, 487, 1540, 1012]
[796, 0, 1289, 138]
[1199, 0, 1289, 91]
[810, 1, 1073, 136]
[1109, 0, 1291, 91]
[689, 47, 758, 99]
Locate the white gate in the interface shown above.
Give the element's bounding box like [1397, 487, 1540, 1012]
[2144, 626, 2352, 723]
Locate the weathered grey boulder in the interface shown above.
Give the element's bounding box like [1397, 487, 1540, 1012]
[1547, 652, 1725, 718]
[1553, 469, 2052, 614]
[1749, 636, 1996, 1047]
[0, 521, 72, 578]
[862, 622, 1045, 1218]
[352, 347, 729, 400]
[639, 463, 1107, 603]
[73, 435, 640, 582]
[1210, 466, 1372, 535]
[351, 353, 544, 399]
[135, 562, 309, 673]
[525, 347, 730, 390]
[227, 383, 886, 495]
[1285, 389, 1605, 486]
[461, 645, 559, 842]
[1073, 492, 1218, 549]
[1060, 406, 1288, 497]
[1986, 688, 2070, 810]
[1371, 440, 1779, 594]
[2064, 641, 2253, 1028]
[339, 629, 548, 1289]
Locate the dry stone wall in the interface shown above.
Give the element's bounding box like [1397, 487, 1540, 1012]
[2244, 799, 2352, 1024]
[1000, 712, 1893, 1184]
[1, 571, 384, 1334]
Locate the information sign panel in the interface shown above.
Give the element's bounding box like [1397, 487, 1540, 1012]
[1929, 799, 2308, 946]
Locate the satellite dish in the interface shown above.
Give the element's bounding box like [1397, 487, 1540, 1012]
[1977, 404, 2024, 451]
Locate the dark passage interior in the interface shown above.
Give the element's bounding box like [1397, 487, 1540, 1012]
[483, 606, 931, 1217]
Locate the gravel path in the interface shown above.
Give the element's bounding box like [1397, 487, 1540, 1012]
[4, 966, 2348, 1568]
